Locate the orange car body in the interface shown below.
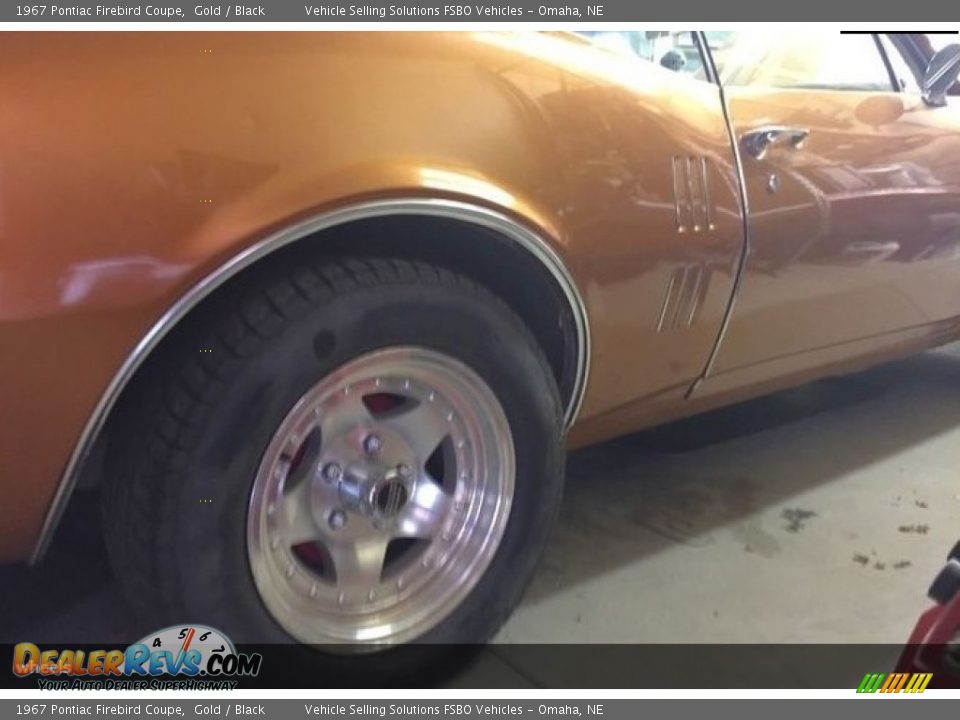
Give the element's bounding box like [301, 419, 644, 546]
[2, 31, 960, 563]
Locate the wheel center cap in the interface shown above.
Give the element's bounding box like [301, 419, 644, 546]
[331, 462, 413, 523]
[369, 475, 409, 519]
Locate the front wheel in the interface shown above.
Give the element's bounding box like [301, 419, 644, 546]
[103, 257, 565, 649]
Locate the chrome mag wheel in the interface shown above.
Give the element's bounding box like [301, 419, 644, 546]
[247, 346, 516, 646]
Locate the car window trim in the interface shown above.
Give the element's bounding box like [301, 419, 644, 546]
[694, 31, 721, 85]
[873, 32, 905, 93]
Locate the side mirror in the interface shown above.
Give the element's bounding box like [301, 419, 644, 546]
[660, 49, 686, 72]
[922, 43, 960, 107]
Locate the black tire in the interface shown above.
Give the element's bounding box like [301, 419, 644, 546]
[102, 256, 565, 655]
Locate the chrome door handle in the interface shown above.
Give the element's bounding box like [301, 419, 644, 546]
[741, 126, 810, 159]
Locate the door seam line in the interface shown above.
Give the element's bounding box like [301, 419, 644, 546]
[685, 32, 752, 400]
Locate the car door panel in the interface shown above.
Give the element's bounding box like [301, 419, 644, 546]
[696, 33, 960, 391]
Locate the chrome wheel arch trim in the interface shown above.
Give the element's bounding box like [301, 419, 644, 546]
[30, 197, 590, 564]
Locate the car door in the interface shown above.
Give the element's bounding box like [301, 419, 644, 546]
[698, 31, 960, 391]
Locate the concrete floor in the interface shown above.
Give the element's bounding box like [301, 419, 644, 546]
[2, 343, 959, 684]
[497, 343, 959, 646]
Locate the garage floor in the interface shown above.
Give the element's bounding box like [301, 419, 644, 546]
[2, 343, 958, 685]
[498, 343, 959, 646]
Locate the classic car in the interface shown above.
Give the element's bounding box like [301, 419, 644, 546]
[2, 30, 959, 648]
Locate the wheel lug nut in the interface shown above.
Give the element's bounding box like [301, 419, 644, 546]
[328, 509, 347, 530]
[322, 462, 342, 482]
[363, 433, 382, 455]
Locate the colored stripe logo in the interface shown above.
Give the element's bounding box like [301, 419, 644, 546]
[857, 672, 932, 693]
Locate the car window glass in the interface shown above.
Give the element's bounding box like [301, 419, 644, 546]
[577, 31, 711, 81]
[707, 31, 895, 92]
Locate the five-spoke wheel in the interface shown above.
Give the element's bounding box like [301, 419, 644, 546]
[248, 347, 515, 645]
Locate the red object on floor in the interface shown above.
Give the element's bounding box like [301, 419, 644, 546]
[897, 554, 960, 688]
